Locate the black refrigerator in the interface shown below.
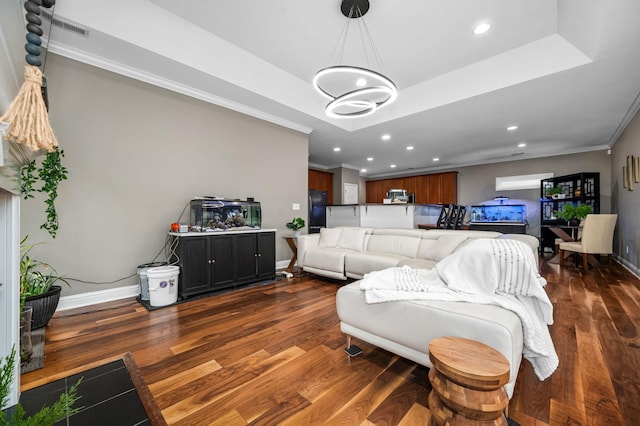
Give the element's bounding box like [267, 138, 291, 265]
[308, 190, 328, 233]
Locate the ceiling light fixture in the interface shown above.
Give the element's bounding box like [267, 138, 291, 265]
[507, 125, 518, 131]
[381, 134, 391, 141]
[433, 157, 440, 162]
[406, 146, 414, 150]
[518, 142, 527, 148]
[473, 22, 492, 35]
[367, 157, 374, 161]
[390, 164, 397, 168]
[313, 0, 398, 118]
[333, 147, 341, 152]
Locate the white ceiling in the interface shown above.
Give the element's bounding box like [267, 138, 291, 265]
[15, 0, 640, 177]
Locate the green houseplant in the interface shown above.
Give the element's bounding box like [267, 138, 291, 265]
[546, 185, 564, 199]
[20, 147, 68, 238]
[20, 236, 70, 329]
[286, 217, 305, 236]
[1, 346, 82, 426]
[558, 203, 592, 226]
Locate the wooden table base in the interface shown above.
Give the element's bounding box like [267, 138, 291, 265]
[428, 337, 510, 425]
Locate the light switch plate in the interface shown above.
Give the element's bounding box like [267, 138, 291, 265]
[292, 203, 300, 210]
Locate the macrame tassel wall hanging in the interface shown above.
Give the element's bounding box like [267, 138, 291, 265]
[0, 0, 57, 153]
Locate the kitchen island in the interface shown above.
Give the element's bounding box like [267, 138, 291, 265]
[326, 204, 442, 229]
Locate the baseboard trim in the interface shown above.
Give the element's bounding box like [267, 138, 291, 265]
[615, 255, 640, 280]
[57, 284, 140, 311]
[58, 261, 292, 311]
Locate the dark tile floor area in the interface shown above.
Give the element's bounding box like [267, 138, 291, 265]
[20, 359, 150, 426]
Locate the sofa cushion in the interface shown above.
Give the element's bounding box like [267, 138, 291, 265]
[319, 227, 342, 247]
[303, 247, 352, 273]
[365, 234, 421, 258]
[418, 234, 469, 261]
[345, 251, 408, 277]
[337, 228, 368, 252]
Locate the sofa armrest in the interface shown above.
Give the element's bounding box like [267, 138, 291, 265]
[297, 233, 320, 266]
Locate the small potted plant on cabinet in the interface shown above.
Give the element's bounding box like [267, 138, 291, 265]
[286, 217, 305, 237]
[20, 236, 70, 329]
[546, 186, 565, 199]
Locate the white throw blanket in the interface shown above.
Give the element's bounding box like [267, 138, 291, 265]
[360, 238, 558, 381]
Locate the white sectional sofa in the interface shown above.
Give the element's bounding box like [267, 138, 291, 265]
[297, 227, 542, 398]
[297, 227, 537, 280]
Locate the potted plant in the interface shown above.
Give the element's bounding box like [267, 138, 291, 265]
[20, 147, 68, 238]
[286, 217, 305, 237]
[20, 236, 70, 329]
[558, 203, 592, 226]
[546, 186, 565, 199]
[1, 346, 82, 425]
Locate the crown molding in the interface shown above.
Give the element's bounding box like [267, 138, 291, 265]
[48, 42, 313, 135]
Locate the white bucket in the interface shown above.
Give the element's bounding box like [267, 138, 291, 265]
[147, 265, 180, 307]
[137, 262, 167, 301]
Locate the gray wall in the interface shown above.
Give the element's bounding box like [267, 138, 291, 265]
[611, 109, 640, 275]
[455, 150, 612, 238]
[330, 166, 361, 204]
[20, 54, 309, 296]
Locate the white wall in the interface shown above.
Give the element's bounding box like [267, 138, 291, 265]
[19, 54, 309, 296]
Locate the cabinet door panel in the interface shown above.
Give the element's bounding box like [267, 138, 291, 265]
[414, 175, 429, 204]
[211, 235, 234, 289]
[179, 237, 210, 296]
[235, 233, 258, 283]
[440, 172, 457, 204]
[427, 174, 442, 203]
[257, 232, 276, 280]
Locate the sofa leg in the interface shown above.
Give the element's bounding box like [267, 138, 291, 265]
[344, 335, 363, 357]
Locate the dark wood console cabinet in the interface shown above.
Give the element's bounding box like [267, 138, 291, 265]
[171, 230, 276, 298]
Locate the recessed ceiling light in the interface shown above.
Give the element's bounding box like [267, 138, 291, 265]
[507, 125, 518, 131]
[356, 78, 367, 87]
[390, 164, 396, 168]
[432, 157, 440, 162]
[333, 147, 341, 152]
[473, 22, 492, 35]
[518, 142, 527, 148]
[382, 134, 391, 141]
[406, 146, 414, 151]
[360, 168, 367, 173]
[367, 157, 374, 161]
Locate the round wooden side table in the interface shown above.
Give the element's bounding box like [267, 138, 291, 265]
[428, 336, 510, 426]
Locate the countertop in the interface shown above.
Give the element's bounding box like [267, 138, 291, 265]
[169, 228, 277, 237]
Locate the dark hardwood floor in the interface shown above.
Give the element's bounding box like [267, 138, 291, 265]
[20, 256, 640, 425]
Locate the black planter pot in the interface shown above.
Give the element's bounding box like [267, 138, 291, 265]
[24, 285, 62, 329]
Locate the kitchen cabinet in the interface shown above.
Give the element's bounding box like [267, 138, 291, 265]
[367, 171, 457, 204]
[171, 230, 276, 298]
[308, 169, 334, 204]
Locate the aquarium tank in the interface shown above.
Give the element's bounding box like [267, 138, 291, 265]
[470, 204, 526, 223]
[189, 197, 261, 231]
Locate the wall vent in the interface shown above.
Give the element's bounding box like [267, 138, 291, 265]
[41, 10, 90, 38]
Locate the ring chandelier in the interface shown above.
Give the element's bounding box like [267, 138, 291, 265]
[312, 0, 398, 118]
